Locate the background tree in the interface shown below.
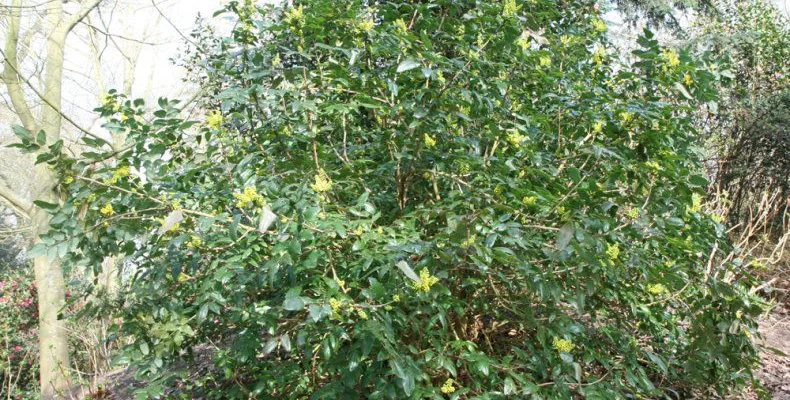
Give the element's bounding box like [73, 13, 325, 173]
[1, 1, 103, 396]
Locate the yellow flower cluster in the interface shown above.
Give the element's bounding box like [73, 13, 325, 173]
[187, 236, 203, 249]
[461, 234, 477, 248]
[392, 294, 401, 303]
[440, 378, 456, 394]
[284, 5, 305, 26]
[206, 111, 224, 130]
[646, 283, 667, 295]
[503, 0, 518, 17]
[606, 243, 620, 260]
[592, 18, 607, 33]
[412, 268, 439, 292]
[619, 111, 634, 125]
[644, 160, 662, 171]
[626, 207, 639, 219]
[552, 337, 575, 353]
[592, 119, 606, 133]
[592, 46, 606, 65]
[233, 186, 265, 209]
[107, 165, 130, 185]
[311, 172, 333, 193]
[329, 298, 344, 316]
[516, 31, 531, 51]
[539, 56, 552, 68]
[661, 48, 680, 70]
[686, 193, 703, 214]
[393, 18, 408, 34]
[423, 133, 437, 148]
[357, 309, 368, 320]
[102, 93, 121, 112]
[522, 195, 537, 207]
[683, 73, 693, 86]
[358, 18, 375, 33]
[100, 203, 114, 216]
[506, 131, 526, 148]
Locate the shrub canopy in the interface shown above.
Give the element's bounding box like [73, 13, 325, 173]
[29, 0, 765, 398]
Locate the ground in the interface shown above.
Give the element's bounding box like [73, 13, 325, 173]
[754, 303, 790, 399]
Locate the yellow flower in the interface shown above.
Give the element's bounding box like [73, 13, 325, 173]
[329, 298, 344, 316]
[552, 337, 575, 353]
[394, 18, 408, 34]
[539, 55, 552, 68]
[651, 120, 660, 130]
[284, 5, 305, 26]
[311, 171, 333, 193]
[592, 46, 606, 65]
[206, 111, 224, 129]
[592, 119, 605, 133]
[233, 186, 265, 208]
[626, 207, 639, 219]
[686, 193, 703, 213]
[423, 133, 437, 148]
[522, 195, 537, 207]
[619, 111, 633, 125]
[683, 73, 693, 86]
[358, 18, 375, 33]
[63, 176, 74, 184]
[335, 278, 346, 289]
[412, 268, 439, 292]
[661, 48, 680, 70]
[187, 236, 203, 249]
[646, 283, 667, 295]
[461, 234, 477, 248]
[100, 203, 114, 216]
[606, 243, 620, 260]
[506, 131, 526, 147]
[392, 294, 401, 303]
[107, 165, 130, 184]
[644, 160, 663, 171]
[440, 378, 456, 394]
[503, 0, 519, 17]
[516, 31, 531, 51]
[357, 309, 368, 320]
[592, 18, 607, 33]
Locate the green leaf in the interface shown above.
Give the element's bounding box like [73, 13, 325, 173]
[557, 224, 573, 250]
[396, 59, 420, 73]
[36, 130, 46, 145]
[283, 297, 305, 311]
[33, 200, 59, 210]
[139, 342, 150, 356]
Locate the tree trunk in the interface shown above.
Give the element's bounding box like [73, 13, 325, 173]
[31, 203, 70, 398]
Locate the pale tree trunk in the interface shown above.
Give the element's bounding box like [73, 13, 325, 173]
[1, 0, 103, 397]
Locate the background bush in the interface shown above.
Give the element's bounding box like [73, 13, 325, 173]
[32, 0, 768, 398]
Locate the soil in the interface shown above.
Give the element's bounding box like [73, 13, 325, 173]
[753, 304, 790, 399]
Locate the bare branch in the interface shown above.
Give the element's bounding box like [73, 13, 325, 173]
[2, 0, 38, 132]
[63, 0, 104, 35]
[0, 181, 31, 219]
[0, 47, 115, 150]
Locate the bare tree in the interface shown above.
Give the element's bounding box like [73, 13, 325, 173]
[1, 0, 104, 397]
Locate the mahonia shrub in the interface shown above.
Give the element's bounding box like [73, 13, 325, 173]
[35, 0, 766, 398]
